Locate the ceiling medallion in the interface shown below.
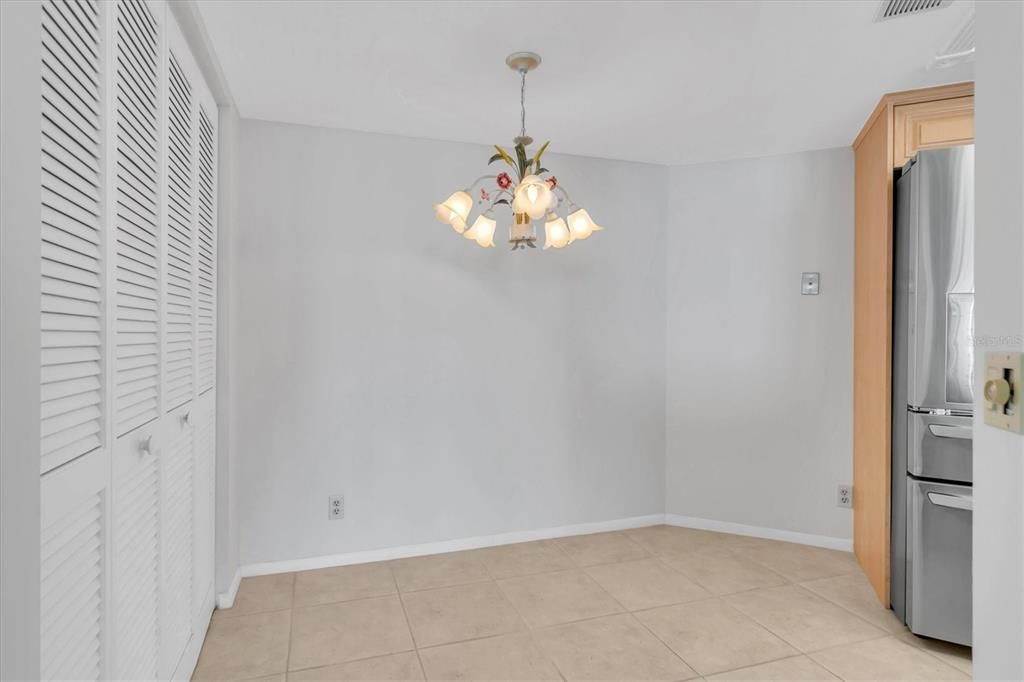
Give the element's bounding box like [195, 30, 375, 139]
[432, 52, 604, 251]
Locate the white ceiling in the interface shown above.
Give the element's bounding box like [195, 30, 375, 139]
[197, 0, 974, 166]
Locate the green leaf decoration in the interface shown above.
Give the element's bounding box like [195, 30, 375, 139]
[530, 141, 549, 170]
[535, 167, 549, 175]
[494, 198, 510, 206]
[488, 152, 505, 165]
[514, 144, 529, 177]
[494, 145, 515, 167]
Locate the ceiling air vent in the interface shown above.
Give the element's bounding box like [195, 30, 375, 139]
[932, 12, 975, 68]
[876, 0, 953, 21]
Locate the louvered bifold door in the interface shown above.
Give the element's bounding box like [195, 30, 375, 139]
[196, 104, 216, 396]
[164, 49, 194, 411]
[38, 0, 220, 679]
[160, 14, 200, 672]
[109, 0, 164, 679]
[193, 98, 218, 627]
[40, 0, 105, 477]
[41, 453, 109, 681]
[39, 0, 111, 679]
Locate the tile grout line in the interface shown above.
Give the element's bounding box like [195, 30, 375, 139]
[389, 561, 428, 680]
[891, 633, 973, 674]
[555, 559, 701, 679]
[807, 633, 969, 680]
[487, 574, 568, 681]
[209, 530, 960, 681]
[717, 588, 824, 656]
[707, 653, 841, 681]
[722, 586, 895, 658]
[283, 572, 296, 677]
[486, 571, 569, 680]
[794, 574, 963, 661]
[787, 581, 902, 638]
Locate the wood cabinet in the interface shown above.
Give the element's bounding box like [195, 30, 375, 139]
[893, 96, 975, 169]
[852, 83, 973, 606]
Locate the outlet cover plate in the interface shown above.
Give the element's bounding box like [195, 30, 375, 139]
[328, 495, 344, 520]
[983, 351, 1023, 433]
[801, 272, 820, 295]
[837, 484, 853, 508]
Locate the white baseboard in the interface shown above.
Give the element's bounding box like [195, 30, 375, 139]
[666, 514, 853, 552]
[229, 514, 667, 582]
[215, 567, 242, 609]
[214, 512, 851, 608]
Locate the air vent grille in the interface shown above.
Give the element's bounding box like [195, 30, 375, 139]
[944, 15, 975, 55]
[931, 12, 975, 68]
[876, 0, 952, 21]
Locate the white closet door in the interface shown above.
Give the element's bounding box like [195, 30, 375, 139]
[193, 100, 218, 619]
[39, 0, 110, 679]
[109, 0, 163, 679]
[38, 1, 218, 678]
[113, 0, 162, 437]
[160, 15, 199, 669]
[192, 391, 216, 621]
[161, 403, 194, 671]
[41, 454, 108, 681]
[40, 0, 105, 476]
[164, 48, 195, 411]
[196, 103, 216, 396]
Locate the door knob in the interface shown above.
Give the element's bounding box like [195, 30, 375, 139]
[984, 377, 1010, 408]
[139, 434, 155, 456]
[182, 410, 192, 427]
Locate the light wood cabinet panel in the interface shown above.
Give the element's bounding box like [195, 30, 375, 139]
[852, 82, 973, 607]
[892, 96, 974, 169]
[853, 105, 893, 606]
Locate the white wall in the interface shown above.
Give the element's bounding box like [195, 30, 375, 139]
[664, 148, 854, 543]
[973, 1, 1024, 678]
[0, 2, 42, 678]
[233, 120, 667, 566]
[215, 104, 241, 593]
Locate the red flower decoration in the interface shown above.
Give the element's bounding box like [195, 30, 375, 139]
[496, 172, 512, 190]
[545, 176, 558, 189]
[480, 188, 490, 201]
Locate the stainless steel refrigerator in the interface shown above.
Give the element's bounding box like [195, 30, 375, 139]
[891, 145, 974, 647]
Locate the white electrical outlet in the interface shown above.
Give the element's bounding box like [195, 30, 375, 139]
[328, 495, 344, 520]
[837, 484, 853, 509]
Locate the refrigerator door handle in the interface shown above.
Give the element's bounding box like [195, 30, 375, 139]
[927, 491, 973, 511]
[927, 424, 973, 440]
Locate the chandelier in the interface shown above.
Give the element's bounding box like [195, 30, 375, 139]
[432, 52, 604, 251]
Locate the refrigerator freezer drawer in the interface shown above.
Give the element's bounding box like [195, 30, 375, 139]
[907, 478, 972, 646]
[907, 412, 973, 483]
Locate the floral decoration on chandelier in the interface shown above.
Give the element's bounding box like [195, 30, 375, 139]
[432, 52, 604, 251]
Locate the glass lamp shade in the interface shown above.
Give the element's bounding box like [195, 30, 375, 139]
[433, 191, 473, 233]
[512, 175, 553, 220]
[543, 214, 571, 249]
[463, 214, 497, 247]
[567, 207, 603, 241]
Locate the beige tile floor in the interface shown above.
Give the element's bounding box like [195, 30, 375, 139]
[194, 525, 972, 681]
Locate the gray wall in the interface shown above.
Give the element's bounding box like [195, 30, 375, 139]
[0, 1, 42, 678]
[233, 120, 668, 565]
[215, 104, 241, 593]
[973, 1, 1024, 677]
[664, 148, 855, 542]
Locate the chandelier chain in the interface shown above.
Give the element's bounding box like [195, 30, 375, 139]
[520, 69, 527, 138]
